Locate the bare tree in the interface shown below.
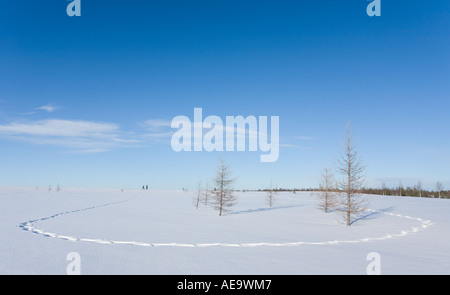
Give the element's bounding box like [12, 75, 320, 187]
[436, 182, 443, 199]
[266, 180, 277, 208]
[193, 179, 202, 209]
[417, 181, 423, 197]
[202, 180, 210, 206]
[397, 181, 403, 197]
[211, 158, 237, 216]
[381, 182, 387, 196]
[317, 168, 336, 213]
[337, 124, 367, 226]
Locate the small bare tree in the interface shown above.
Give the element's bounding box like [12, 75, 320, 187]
[266, 180, 277, 208]
[337, 124, 367, 226]
[317, 168, 336, 213]
[417, 181, 423, 197]
[397, 181, 403, 197]
[202, 180, 210, 206]
[193, 179, 202, 209]
[436, 182, 443, 199]
[211, 158, 237, 216]
[381, 182, 387, 196]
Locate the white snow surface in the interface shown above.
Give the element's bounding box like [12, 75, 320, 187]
[0, 187, 449, 274]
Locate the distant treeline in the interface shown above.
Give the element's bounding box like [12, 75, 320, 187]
[360, 187, 449, 199]
[238, 187, 449, 199]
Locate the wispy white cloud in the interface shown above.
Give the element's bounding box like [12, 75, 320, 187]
[0, 119, 141, 152]
[36, 105, 58, 113]
[138, 119, 175, 142]
[18, 104, 58, 116]
[143, 119, 172, 130]
[0, 119, 118, 137]
[278, 135, 315, 150]
[0, 115, 289, 152]
[18, 111, 36, 116]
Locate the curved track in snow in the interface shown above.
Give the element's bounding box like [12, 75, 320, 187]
[18, 201, 433, 248]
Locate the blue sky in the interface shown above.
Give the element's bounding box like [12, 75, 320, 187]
[0, 1, 449, 190]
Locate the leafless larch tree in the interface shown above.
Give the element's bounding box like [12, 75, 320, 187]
[211, 158, 237, 216]
[416, 181, 423, 197]
[202, 180, 210, 206]
[266, 180, 277, 208]
[193, 179, 202, 209]
[317, 168, 336, 213]
[337, 124, 367, 226]
[436, 182, 444, 199]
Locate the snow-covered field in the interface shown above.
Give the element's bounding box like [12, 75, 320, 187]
[1, 187, 449, 275]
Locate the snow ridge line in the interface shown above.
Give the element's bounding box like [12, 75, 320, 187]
[18, 204, 433, 248]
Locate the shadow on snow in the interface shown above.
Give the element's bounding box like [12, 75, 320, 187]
[350, 206, 397, 225]
[227, 204, 303, 216]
